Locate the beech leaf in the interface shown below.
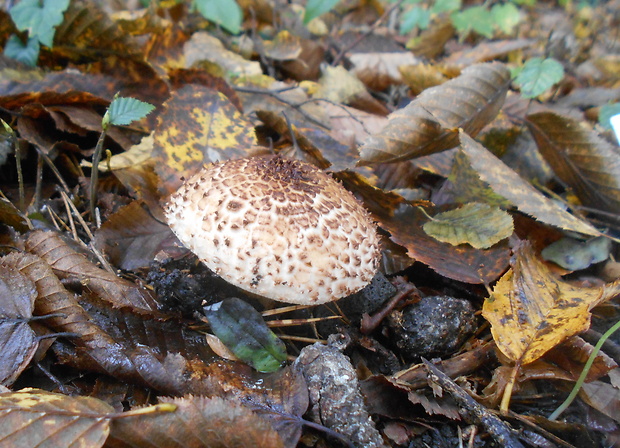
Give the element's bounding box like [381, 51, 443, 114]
[525, 111, 620, 214]
[108, 396, 284, 448]
[482, 242, 620, 365]
[0, 388, 114, 448]
[422, 202, 514, 249]
[458, 131, 599, 236]
[358, 62, 510, 164]
[0, 263, 38, 386]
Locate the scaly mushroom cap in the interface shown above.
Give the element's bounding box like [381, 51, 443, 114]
[163, 155, 380, 305]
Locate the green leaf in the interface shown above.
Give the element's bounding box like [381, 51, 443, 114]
[451, 6, 495, 38]
[431, 0, 462, 14]
[422, 202, 514, 249]
[193, 0, 243, 34]
[541, 237, 612, 271]
[304, 0, 340, 24]
[513, 57, 564, 98]
[491, 3, 521, 34]
[400, 7, 431, 34]
[3, 35, 40, 67]
[599, 103, 620, 130]
[9, 0, 70, 47]
[204, 298, 287, 373]
[104, 96, 155, 128]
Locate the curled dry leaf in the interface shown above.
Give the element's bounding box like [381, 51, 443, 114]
[458, 131, 600, 236]
[25, 230, 159, 311]
[525, 111, 620, 214]
[482, 242, 620, 365]
[107, 396, 284, 448]
[0, 262, 38, 386]
[358, 62, 510, 164]
[0, 388, 115, 448]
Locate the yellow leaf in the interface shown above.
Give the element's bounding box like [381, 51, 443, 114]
[482, 242, 620, 365]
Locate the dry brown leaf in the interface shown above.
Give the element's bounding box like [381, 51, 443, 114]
[0, 388, 115, 448]
[458, 131, 600, 236]
[579, 381, 620, 423]
[0, 263, 38, 386]
[184, 31, 262, 76]
[25, 230, 159, 311]
[359, 62, 510, 164]
[525, 111, 620, 214]
[107, 396, 285, 448]
[93, 201, 176, 271]
[349, 49, 419, 92]
[482, 242, 620, 365]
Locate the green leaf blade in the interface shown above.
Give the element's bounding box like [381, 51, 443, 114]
[204, 298, 287, 373]
[10, 0, 70, 47]
[400, 7, 431, 34]
[514, 57, 564, 98]
[3, 35, 40, 67]
[304, 0, 340, 24]
[106, 97, 155, 127]
[193, 0, 243, 34]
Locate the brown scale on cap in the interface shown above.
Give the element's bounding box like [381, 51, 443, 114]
[163, 155, 381, 305]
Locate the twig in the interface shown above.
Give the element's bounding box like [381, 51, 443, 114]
[423, 358, 526, 448]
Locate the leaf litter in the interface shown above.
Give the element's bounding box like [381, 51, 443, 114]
[0, 0, 619, 447]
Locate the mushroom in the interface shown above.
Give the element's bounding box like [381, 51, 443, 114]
[163, 155, 380, 305]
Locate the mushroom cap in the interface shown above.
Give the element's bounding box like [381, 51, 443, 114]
[163, 155, 380, 305]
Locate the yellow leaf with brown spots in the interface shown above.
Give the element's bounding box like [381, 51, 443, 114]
[482, 242, 620, 365]
[152, 85, 256, 194]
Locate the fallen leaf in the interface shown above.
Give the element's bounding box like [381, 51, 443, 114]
[526, 111, 620, 214]
[422, 202, 514, 249]
[107, 396, 284, 448]
[378, 203, 511, 284]
[482, 242, 620, 365]
[25, 230, 159, 311]
[0, 263, 38, 386]
[579, 381, 620, 423]
[204, 298, 287, 373]
[0, 388, 114, 448]
[458, 131, 600, 236]
[541, 236, 612, 271]
[359, 62, 510, 164]
[94, 201, 175, 271]
[151, 84, 257, 194]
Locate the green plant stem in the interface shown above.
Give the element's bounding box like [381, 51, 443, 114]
[11, 133, 24, 211]
[549, 319, 620, 420]
[89, 128, 108, 221]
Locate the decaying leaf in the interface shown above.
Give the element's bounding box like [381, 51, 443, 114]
[359, 62, 510, 164]
[107, 396, 284, 448]
[151, 84, 256, 194]
[0, 263, 38, 386]
[422, 202, 514, 249]
[482, 242, 620, 365]
[541, 236, 612, 271]
[458, 131, 600, 236]
[379, 204, 511, 284]
[526, 111, 620, 214]
[25, 230, 159, 311]
[94, 200, 175, 271]
[0, 388, 115, 448]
